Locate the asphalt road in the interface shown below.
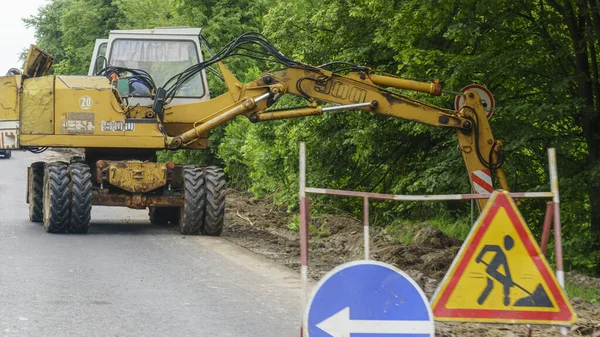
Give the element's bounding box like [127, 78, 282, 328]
[0, 151, 302, 337]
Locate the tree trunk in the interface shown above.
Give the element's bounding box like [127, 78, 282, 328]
[562, 0, 600, 271]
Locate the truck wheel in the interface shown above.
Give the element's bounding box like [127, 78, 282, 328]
[28, 162, 45, 223]
[43, 162, 70, 233]
[149, 207, 179, 225]
[178, 166, 205, 235]
[68, 163, 92, 233]
[203, 166, 226, 236]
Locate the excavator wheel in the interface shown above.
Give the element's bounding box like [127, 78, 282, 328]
[149, 207, 179, 225]
[43, 162, 70, 233]
[202, 166, 226, 236]
[28, 162, 45, 223]
[178, 166, 205, 235]
[68, 163, 92, 233]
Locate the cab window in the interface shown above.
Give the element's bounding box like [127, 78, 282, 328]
[109, 39, 204, 98]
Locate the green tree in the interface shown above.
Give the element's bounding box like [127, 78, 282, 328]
[23, 0, 72, 70]
[25, 0, 122, 75]
[252, 0, 600, 272]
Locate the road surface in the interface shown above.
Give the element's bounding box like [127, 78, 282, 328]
[0, 150, 302, 337]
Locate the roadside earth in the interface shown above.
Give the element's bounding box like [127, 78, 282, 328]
[223, 189, 600, 337]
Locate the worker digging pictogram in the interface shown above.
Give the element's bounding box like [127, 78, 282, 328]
[475, 235, 552, 308]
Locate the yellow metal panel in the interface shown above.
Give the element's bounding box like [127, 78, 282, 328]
[54, 76, 127, 137]
[23, 45, 53, 77]
[161, 90, 237, 124]
[21, 76, 55, 135]
[0, 76, 19, 120]
[19, 134, 165, 148]
[106, 161, 167, 193]
[56, 76, 112, 89]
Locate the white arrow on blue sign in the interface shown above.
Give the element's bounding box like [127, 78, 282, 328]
[304, 260, 435, 337]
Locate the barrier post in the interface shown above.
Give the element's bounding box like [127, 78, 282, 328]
[299, 142, 309, 336]
[548, 148, 567, 337]
[527, 201, 555, 337]
[540, 202, 554, 254]
[363, 197, 370, 260]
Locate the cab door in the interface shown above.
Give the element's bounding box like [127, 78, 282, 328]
[87, 39, 108, 76]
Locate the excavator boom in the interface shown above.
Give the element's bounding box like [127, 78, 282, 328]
[161, 64, 508, 209]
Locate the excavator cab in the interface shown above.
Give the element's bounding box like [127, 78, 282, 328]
[87, 27, 211, 107]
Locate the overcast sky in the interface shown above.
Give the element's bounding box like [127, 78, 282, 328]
[0, 0, 49, 73]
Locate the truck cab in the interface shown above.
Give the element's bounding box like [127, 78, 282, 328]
[88, 27, 211, 107]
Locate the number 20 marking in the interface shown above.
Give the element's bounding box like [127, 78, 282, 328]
[79, 96, 93, 110]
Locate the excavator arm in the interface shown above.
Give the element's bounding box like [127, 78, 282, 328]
[162, 63, 508, 209]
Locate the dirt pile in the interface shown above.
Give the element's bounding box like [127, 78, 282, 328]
[224, 190, 460, 290]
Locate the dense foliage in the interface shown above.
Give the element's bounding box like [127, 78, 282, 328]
[24, 0, 600, 274]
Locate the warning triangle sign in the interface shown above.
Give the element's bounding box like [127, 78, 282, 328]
[431, 191, 576, 325]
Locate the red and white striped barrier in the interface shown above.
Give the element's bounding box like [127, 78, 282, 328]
[298, 143, 566, 336]
[471, 169, 494, 194]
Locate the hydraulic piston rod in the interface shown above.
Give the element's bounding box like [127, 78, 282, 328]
[169, 92, 272, 148]
[369, 74, 441, 96]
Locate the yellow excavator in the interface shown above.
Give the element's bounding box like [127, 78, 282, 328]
[0, 28, 507, 235]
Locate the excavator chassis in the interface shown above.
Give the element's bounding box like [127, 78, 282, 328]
[26, 157, 226, 236]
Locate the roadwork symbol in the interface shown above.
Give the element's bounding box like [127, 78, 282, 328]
[431, 191, 576, 325]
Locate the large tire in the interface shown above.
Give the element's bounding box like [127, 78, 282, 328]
[43, 162, 70, 233]
[178, 166, 205, 235]
[203, 166, 226, 236]
[149, 207, 179, 225]
[28, 162, 45, 223]
[68, 163, 92, 233]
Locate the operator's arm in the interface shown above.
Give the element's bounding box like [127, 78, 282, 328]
[476, 245, 502, 263]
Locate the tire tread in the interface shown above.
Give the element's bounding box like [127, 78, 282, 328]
[28, 162, 45, 223]
[43, 162, 69, 233]
[69, 163, 92, 233]
[179, 166, 205, 235]
[203, 166, 226, 236]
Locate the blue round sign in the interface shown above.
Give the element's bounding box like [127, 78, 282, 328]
[304, 260, 435, 337]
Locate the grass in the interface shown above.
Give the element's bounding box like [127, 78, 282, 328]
[565, 280, 600, 304]
[382, 215, 472, 245]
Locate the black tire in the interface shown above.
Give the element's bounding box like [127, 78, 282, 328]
[149, 207, 179, 225]
[203, 166, 226, 236]
[28, 162, 45, 223]
[68, 163, 92, 233]
[43, 162, 70, 233]
[178, 166, 205, 235]
[6, 151, 11, 159]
